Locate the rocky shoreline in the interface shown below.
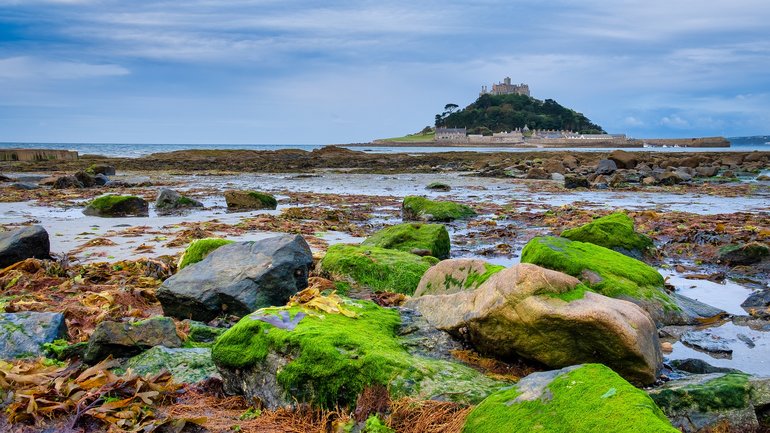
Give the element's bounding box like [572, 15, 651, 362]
[0, 148, 768, 432]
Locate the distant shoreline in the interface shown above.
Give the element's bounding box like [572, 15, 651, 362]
[351, 136, 731, 149]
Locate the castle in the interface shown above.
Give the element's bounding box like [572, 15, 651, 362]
[480, 77, 530, 97]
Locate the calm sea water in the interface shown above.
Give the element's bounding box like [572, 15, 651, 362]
[0, 136, 768, 158]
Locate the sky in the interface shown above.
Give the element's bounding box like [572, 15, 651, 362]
[1, 0, 769, 144]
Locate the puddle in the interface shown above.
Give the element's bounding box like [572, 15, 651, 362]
[661, 270, 756, 316]
[667, 322, 770, 376]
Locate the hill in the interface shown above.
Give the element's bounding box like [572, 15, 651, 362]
[436, 93, 605, 135]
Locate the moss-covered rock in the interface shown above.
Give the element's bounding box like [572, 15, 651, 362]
[224, 190, 277, 210]
[361, 223, 450, 259]
[402, 196, 476, 222]
[414, 258, 504, 297]
[561, 212, 653, 258]
[320, 244, 436, 295]
[83, 194, 149, 217]
[463, 364, 678, 433]
[177, 238, 234, 270]
[648, 373, 766, 432]
[184, 320, 226, 347]
[155, 188, 204, 214]
[521, 236, 682, 324]
[126, 346, 219, 384]
[425, 182, 451, 192]
[212, 299, 504, 409]
[718, 242, 770, 266]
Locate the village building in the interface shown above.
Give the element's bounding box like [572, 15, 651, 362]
[480, 77, 530, 97]
[435, 127, 467, 143]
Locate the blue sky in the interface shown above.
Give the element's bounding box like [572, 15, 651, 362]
[1, 0, 769, 144]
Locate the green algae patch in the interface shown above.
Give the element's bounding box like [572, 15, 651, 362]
[649, 373, 751, 414]
[224, 190, 278, 210]
[361, 222, 450, 259]
[212, 299, 503, 408]
[561, 212, 653, 256]
[320, 244, 435, 294]
[540, 282, 591, 302]
[177, 238, 234, 270]
[364, 415, 394, 433]
[247, 191, 277, 208]
[463, 364, 678, 433]
[521, 236, 675, 310]
[402, 196, 476, 222]
[83, 194, 149, 217]
[463, 263, 505, 290]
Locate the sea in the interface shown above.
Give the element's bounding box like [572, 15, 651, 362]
[0, 136, 768, 159]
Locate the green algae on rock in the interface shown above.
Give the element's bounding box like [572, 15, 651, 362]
[177, 238, 234, 270]
[402, 196, 476, 222]
[718, 242, 770, 266]
[224, 190, 277, 210]
[320, 244, 437, 295]
[361, 222, 450, 259]
[521, 236, 678, 322]
[212, 299, 504, 409]
[125, 346, 219, 384]
[82, 194, 149, 217]
[414, 258, 504, 297]
[463, 364, 679, 433]
[561, 212, 653, 258]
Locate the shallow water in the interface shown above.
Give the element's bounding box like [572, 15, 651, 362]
[662, 270, 756, 316]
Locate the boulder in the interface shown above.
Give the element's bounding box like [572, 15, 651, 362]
[741, 290, 770, 318]
[177, 238, 234, 270]
[658, 171, 686, 185]
[320, 244, 436, 295]
[83, 316, 182, 363]
[608, 150, 638, 169]
[695, 166, 719, 177]
[0, 173, 11, 182]
[83, 195, 149, 217]
[413, 258, 504, 297]
[521, 236, 698, 325]
[126, 346, 219, 384]
[155, 188, 204, 214]
[52, 175, 84, 189]
[0, 312, 67, 360]
[0, 225, 50, 268]
[406, 263, 662, 384]
[424, 182, 451, 192]
[9, 182, 38, 190]
[564, 175, 590, 189]
[212, 297, 504, 409]
[87, 164, 116, 176]
[224, 190, 277, 210]
[680, 329, 733, 354]
[560, 212, 653, 259]
[670, 358, 740, 375]
[401, 196, 476, 222]
[542, 159, 565, 174]
[525, 167, 549, 179]
[678, 156, 703, 168]
[551, 172, 565, 182]
[596, 159, 618, 175]
[360, 223, 450, 259]
[719, 242, 769, 266]
[561, 155, 578, 170]
[74, 170, 97, 188]
[463, 364, 678, 433]
[158, 234, 313, 321]
[648, 373, 770, 432]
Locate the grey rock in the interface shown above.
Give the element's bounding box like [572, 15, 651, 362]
[84, 316, 182, 363]
[396, 307, 463, 361]
[10, 182, 39, 190]
[695, 166, 719, 177]
[564, 175, 590, 189]
[157, 234, 313, 321]
[595, 159, 617, 175]
[52, 175, 84, 189]
[742, 290, 770, 318]
[74, 171, 97, 188]
[0, 225, 50, 268]
[525, 167, 549, 179]
[82, 196, 149, 217]
[511, 365, 580, 403]
[155, 188, 204, 213]
[550, 172, 565, 182]
[0, 312, 67, 360]
[669, 358, 740, 374]
[89, 164, 116, 176]
[92, 173, 110, 186]
[680, 329, 733, 354]
[126, 346, 219, 384]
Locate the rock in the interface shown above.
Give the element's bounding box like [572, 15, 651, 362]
[463, 364, 678, 433]
[658, 171, 685, 185]
[414, 258, 504, 297]
[561, 155, 578, 170]
[74, 170, 97, 188]
[396, 307, 463, 361]
[0, 312, 67, 360]
[595, 159, 618, 175]
[406, 263, 662, 384]
[670, 358, 739, 375]
[521, 236, 695, 325]
[648, 373, 769, 432]
[126, 346, 219, 384]
[0, 225, 50, 268]
[681, 329, 734, 354]
[360, 222, 450, 259]
[542, 159, 565, 174]
[52, 175, 84, 189]
[184, 320, 226, 345]
[402, 196, 476, 222]
[87, 164, 116, 176]
[83, 316, 182, 363]
[551, 172, 565, 182]
[695, 166, 719, 177]
[155, 188, 204, 214]
[9, 182, 38, 190]
[320, 244, 436, 295]
[83, 195, 149, 217]
[525, 167, 549, 179]
[609, 150, 638, 169]
[719, 242, 769, 266]
[661, 342, 673, 353]
[678, 156, 703, 168]
[177, 238, 234, 270]
[92, 173, 110, 186]
[0, 173, 11, 182]
[642, 176, 657, 186]
[745, 152, 767, 163]
[212, 298, 504, 409]
[224, 190, 277, 210]
[424, 182, 451, 192]
[561, 212, 653, 259]
[564, 175, 590, 189]
[742, 290, 770, 318]
[158, 234, 313, 321]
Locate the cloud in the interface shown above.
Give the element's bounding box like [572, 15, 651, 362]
[624, 116, 644, 127]
[660, 115, 690, 128]
[0, 57, 129, 80]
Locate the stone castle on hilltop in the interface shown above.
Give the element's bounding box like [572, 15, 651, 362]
[480, 77, 530, 97]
